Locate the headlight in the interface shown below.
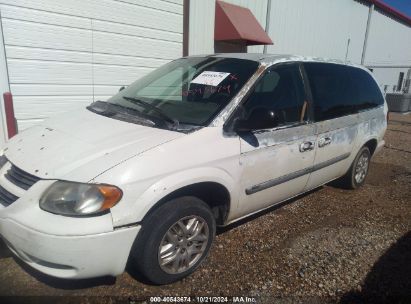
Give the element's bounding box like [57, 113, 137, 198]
[40, 181, 122, 216]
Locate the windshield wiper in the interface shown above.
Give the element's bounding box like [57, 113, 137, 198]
[122, 96, 179, 128]
[88, 101, 156, 126]
[87, 101, 117, 117]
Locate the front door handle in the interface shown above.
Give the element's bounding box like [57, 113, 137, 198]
[299, 141, 315, 152]
[318, 137, 332, 148]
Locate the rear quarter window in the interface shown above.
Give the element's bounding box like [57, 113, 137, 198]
[349, 67, 385, 110]
[304, 63, 384, 122]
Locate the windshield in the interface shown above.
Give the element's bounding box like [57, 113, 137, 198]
[105, 57, 259, 127]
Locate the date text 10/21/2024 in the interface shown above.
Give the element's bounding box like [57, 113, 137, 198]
[137, 296, 257, 303]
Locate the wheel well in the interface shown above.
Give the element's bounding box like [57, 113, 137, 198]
[364, 139, 378, 156]
[143, 182, 231, 226]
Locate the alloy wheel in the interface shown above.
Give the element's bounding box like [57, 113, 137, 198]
[354, 152, 369, 184]
[158, 215, 209, 274]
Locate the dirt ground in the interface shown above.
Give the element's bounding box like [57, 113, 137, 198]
[0, 113, 410, 304]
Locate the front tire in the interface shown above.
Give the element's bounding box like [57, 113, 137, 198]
[129, 196, 216, 285]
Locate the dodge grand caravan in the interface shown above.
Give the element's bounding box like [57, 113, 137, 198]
[0, 54, 387, 284]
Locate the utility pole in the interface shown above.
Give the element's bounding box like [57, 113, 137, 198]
[361, 4, 374, 65]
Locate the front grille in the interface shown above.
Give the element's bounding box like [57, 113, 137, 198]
[0, 185, 18, 207]
[5, 165, 41, 190]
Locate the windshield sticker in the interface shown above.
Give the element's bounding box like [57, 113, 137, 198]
[228, 74, 239, 81]
[182, 84, 231, 97]
[191, 71, 231, 86]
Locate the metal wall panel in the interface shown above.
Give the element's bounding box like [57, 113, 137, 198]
[0, 10, 8, 144]
[365, 10, 411, 67]
[189, 0, 216, 55]
[0, 0, 183, 130]
[1, 18, 93, 53]
[7, 59, 93, 84]
[266, 0, 369, 62]
[0, 0, 183, 32]
[13, 96, 93, 120]
[10, 84, 93, 96]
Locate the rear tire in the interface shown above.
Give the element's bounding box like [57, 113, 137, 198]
[338, 146, 371, 189]
[129, 196, 216, 285]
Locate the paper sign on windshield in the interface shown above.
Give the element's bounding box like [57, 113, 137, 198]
[191, 71, 230, 86]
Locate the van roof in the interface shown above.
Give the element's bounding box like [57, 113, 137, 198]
[190, 53, 365, 69]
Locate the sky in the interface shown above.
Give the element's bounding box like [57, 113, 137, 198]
[383, 0, 411, 18]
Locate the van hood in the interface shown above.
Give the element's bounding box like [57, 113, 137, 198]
[3, 108, 185, 182]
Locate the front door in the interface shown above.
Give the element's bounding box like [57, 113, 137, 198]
[237, 63, 317, 217]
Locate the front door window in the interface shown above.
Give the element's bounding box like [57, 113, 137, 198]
[242, 63, 308, 129]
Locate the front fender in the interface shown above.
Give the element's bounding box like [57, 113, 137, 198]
[109, 167, 239, 227]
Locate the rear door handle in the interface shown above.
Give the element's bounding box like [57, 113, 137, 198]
[299, 141, 315, 152]
[318, 137, 332, 148]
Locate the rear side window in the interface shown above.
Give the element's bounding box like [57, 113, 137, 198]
[304, 63, 384, 121]
[349, 68, 385, 110]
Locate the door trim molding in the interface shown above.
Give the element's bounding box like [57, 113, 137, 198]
[245, 152, 351, 195]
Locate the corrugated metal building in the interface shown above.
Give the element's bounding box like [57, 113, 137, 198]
[1, 0, 410, 145]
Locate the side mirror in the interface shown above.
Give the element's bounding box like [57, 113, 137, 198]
[119, 86, 126, 92]
[233, 107, 279, 132]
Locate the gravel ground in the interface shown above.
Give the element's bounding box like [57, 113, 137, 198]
[0, 113, 410, 304]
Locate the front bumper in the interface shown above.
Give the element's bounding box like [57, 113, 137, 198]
[0, 159, 141, 279]
[0, 218, 140, 279]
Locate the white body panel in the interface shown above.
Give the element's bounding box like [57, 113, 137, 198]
[0, 55, 387, 279]
[306, 116, 358, 189]
[0, 165, 140, 279]
[238, 124, 316, 217]
[4, 109, 184, 181]
[0, 218, 139, 279]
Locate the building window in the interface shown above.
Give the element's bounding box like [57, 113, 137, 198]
[397, 72, 404, 92]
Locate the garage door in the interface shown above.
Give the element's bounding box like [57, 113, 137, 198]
[0, 0, 183, 130]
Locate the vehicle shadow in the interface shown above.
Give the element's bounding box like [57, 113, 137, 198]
[217, 188, 321, 235]
[125, 188, 325, 284]
[126, 264, 156, 285]
[11, 257, 116, 290]
[389, 118, 411, 125]
[340, 230, 411, 304]
[387, 128, 411, 135]
[0, 238, 13, 259]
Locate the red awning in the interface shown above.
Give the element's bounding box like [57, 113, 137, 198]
[215, 0, 273, 46]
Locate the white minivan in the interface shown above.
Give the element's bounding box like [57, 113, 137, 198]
[0, 54, 386, 284]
